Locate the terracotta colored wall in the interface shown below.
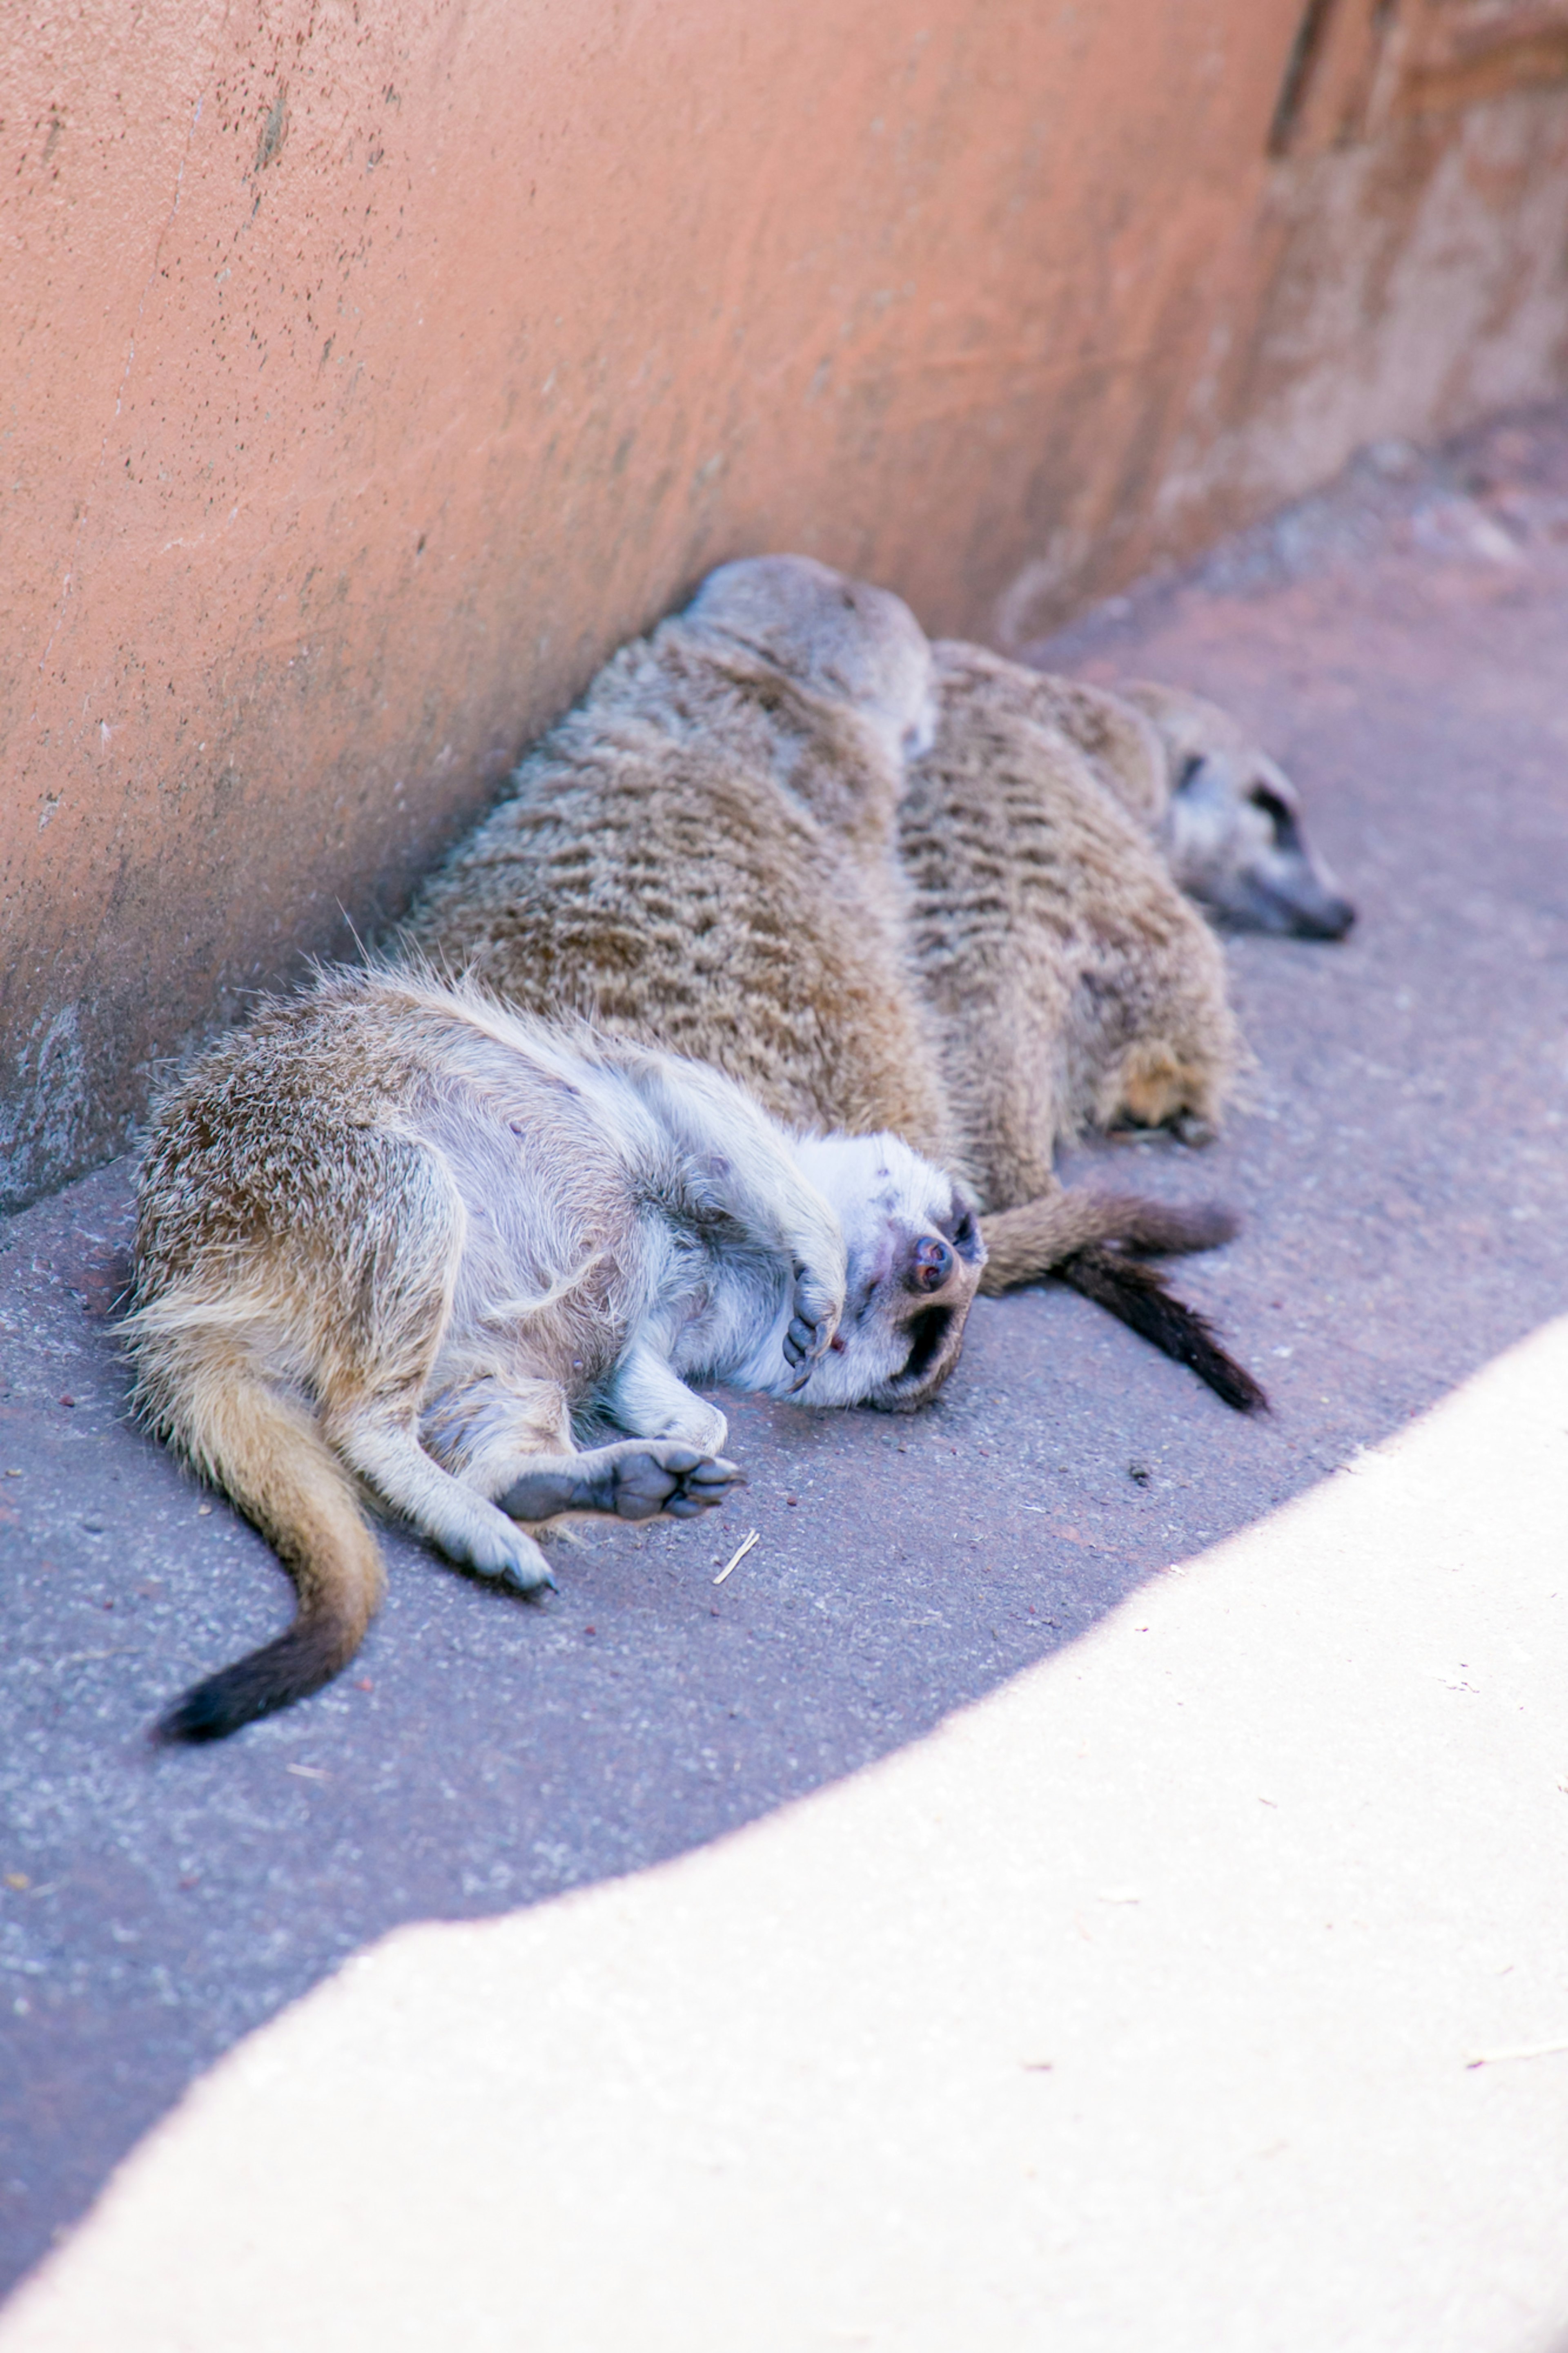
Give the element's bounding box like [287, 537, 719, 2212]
[5, 0, 1568, 1204]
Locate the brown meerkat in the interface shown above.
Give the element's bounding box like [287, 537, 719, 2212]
[902, 639, 1245, 1218]
[1116, 682, 1356, 940]
[125, 965, 984, 1740]
[982, 666, 1355, 941]
[403, 557, 1263, 1411]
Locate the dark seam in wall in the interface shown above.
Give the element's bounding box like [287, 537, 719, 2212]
[1268, 0, 1343, 154]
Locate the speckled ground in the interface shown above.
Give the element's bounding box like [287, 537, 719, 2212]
[3, 400, 1567, 2297]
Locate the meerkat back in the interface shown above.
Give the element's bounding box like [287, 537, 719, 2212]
[906, 642, 1242, 1208]
[403, 558, 956, 1165]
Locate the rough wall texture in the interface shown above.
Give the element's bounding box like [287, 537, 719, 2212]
[4, 0, 1568, 1205]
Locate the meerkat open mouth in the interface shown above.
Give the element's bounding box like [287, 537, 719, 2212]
[866, 1303, 968, 1411]
[899, 1304, 955, 1385]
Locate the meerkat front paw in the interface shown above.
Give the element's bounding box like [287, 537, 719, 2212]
[782, 1259, 844, 1389]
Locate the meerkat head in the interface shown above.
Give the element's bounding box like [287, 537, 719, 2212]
[684, 555, 937, 767]
[1120, 683, 1356, 941]
[783, 1131, 985, 1413]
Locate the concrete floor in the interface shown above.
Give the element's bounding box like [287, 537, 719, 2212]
[3, 399, 1568, 2328]
[4, 1314, 1567, 2351]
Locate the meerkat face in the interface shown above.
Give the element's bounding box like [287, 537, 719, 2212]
[685, 554, 937, 768]
[1166, 744, 1356, 940]
[1122, 683, 1355, 941]
[785, 1131, 985, 1412]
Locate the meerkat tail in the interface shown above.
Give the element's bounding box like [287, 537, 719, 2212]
[976, 1189, 1237, 1294]
[1054, 1247, 1267, 1415]
[976, 1187, 1265, 1412]
[149, 1360, 387, 1744]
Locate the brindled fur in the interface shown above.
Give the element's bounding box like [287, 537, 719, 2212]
[402, 558, 1261, 1407]
[406, 565, 955, 1161]
[965, 665, 1356, 942]
[905, 642, 1243, 1212]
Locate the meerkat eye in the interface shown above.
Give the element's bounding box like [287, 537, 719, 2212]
[1248, 785, 1300, 848]
[944, 1203, 980, 1257]
[1176, 753, 1206, 793]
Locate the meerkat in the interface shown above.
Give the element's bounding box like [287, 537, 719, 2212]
[406, 551, 954, 1156]
[403, 557, 1263, 1411]
[978, 666, 1355, 941]
[902, 640, 1245, 1216]
[125, 966, 983, 1741]
[1116, 682, 1356, 939]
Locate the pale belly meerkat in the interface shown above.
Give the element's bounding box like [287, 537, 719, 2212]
[126, 967, 983, 1740]
[403, 557, 1262, 1411]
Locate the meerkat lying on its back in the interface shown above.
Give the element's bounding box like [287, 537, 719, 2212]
[126, 968, 983, 1741]
[976, 666, 1355, 941]
[404, 558, 1261, 1411]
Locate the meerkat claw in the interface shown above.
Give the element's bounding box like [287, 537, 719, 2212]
[496, 1559, 555, 1597]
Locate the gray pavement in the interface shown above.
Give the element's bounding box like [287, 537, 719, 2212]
[4, 399, 1568, 2299]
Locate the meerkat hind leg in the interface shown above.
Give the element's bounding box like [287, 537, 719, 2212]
[331, 1398, 559, 1596]
[422, 1363, 742, 1530]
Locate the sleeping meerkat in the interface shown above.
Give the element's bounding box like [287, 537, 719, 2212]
[902, 640, 1244, 1214]
[976, 666, 1355, 941]
[403, 557, 1263, 1411]
[125, 966, 983, 1740]
[1115, 682, 1356, 941]
[406, 552, 953, 1156]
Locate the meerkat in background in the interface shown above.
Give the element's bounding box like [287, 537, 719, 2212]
[404, 557, 1262, 1411]
[903, 640, 1244, 1216]
[126, 966, 983, 1741]
[1115, 682, 1356, 940]
[978, 665, 1355, 941]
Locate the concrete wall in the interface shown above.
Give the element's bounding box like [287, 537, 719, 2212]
[5, 0, 1568, 1206]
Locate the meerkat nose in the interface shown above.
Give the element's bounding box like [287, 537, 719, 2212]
[907, 1235, 953, 1294]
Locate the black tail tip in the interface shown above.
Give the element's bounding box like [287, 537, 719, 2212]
[148, 1618, 358, 1748]
[1209, 1357, 1271, 1416]
[1058, 1245, 1269, 1415]
[151, 1682, 251, 1746]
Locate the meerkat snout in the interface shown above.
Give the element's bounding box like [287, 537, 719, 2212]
[784, 1135, 985, 1412]
[906, 1233, 954, 1294]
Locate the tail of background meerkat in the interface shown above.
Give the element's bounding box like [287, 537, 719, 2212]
[977, 1189, 1267, 1414]
[131, 1324, 388, 1743]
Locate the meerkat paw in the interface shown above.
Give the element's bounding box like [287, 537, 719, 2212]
[460, 1514, 558, 1596]
[1169, 1110, 1217, 1149]
[783, 1260, 844, 1390]
[603, 1442, 746, 1523]
[498, 1442, 745, 1526]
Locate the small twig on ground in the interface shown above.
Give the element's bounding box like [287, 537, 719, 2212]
[714, 1530, 759, 1586]
[1464, 2037, 1568, 2069]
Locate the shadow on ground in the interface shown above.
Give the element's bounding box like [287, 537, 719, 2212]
[3, 401, 1567, 2294]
